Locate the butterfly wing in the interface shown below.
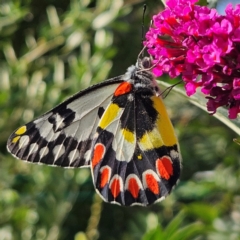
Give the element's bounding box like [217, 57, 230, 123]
[91, 85, 181, 206]
[7, 77, 123, 168]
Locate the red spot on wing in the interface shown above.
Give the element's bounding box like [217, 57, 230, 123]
[156, 156, 173, 180]
[110, 178, 121, 198]
[114, 82, 132, 96]
[100, 167, 110, 188]
[128, 177, 140, 199]
[92, 143, 105, 168]
[145, 174, 160, 195]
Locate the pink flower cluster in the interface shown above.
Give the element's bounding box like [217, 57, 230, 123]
[144, 0, 240, 119]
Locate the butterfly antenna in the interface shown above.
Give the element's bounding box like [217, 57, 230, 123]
[138, 4, 147, 59]
[141, 4, 147, 49]
[160, 81, 182, 99]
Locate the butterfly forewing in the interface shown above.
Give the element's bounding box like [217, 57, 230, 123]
[7, 78, 123, 168]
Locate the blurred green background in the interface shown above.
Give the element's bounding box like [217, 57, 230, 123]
[1, 0, 240, 239]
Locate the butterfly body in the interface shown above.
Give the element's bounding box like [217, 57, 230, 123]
[7, 57, 181, 206]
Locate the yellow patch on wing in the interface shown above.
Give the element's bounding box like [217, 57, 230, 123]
[139, 96, 178, 150]
[12, 136, 20, 143]
[139, 128, 164, 150]
[152, 96, 178, 146]
[15, 126, 27, 135]
[122, 128, 135, 143]
[99, 103, 120, 129]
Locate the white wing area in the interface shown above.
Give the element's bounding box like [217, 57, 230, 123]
[7, 80, 122, 168]
[96, 100, 136, 163]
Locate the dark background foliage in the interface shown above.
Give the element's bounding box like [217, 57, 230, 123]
[1, 0, 240, 239]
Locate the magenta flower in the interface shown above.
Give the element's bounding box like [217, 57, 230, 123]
[144, 0, 240, 119]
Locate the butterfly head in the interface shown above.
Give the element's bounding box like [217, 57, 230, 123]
[123, 56, 159, 93]
[136, 56, 152, 70]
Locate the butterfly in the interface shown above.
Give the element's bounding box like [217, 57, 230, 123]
[7, 56, 181, 206]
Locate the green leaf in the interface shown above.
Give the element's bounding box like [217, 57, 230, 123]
[168, 222, 205, 240]
[143, 211, 206, 240]
[143, 226, 164, 240]
[163, 211, 186, 238]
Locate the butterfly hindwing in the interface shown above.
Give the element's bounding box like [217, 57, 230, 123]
[91, 81, 181, 206]
[7, 78, 123, 168]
